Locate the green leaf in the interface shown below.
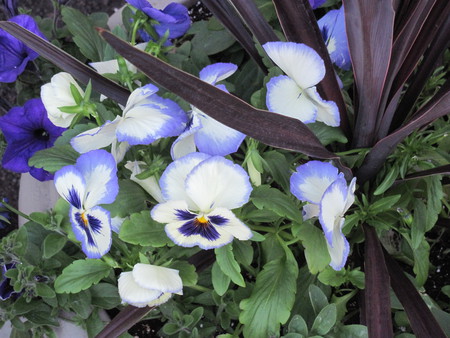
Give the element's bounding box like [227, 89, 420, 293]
[318, 266, 346, 287]
[169, 261, 198, 287]
[308, 122, 348, 146]
[42, 233, 67, 259]
[310, 304, 337, 335]
[119, 210, 170, 247]
[262, 151, 291, 192]
[215, 244, 245, 287]
[297, 222, 330, 274]
[411, 200, 427, 250]
[239, 248, 298, 337]
[28, 145, 79, 172]
[334, 324, 368, 337]
[54, 259, 111, 293]
[308, 285, 329, 316]
[251, 185, 302, 221]
[102, 180, 148, 218]
[369, 194, 401, 213]
[373, 165, 399, 195]
[90, 283, 121, 309]
[425, 176, 443, 231]
[190, 20, 236, 55]
[233, 240, 253, 267]
[29, 212, 51, 227]
[69, 290, 92, 319]
[211, 262, 230, 296]
[61, 7, 106, 61]
[288, 314, 308, 335]
[413, 239, 430, 286]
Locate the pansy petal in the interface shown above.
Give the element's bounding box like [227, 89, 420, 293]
[326, 218, 350, 270]
[70, 117, 120, 154]
[118, 271, 163, 307]
[171, 113, 202, 160]
[159, 152, 210, 205]
[132, 263, 183, 294]
[198, 63, 238, 85]
[75, 150, 119, 208]
[319, 176, 348, 244]
[208, 208, 252, 241]
[305, 87, 340, 127]
[54, 165, 85, 208]
[110, 140, 130, 163]
[124, 83, 159, 109]
[266, 75, 317, 124]
[290, 161, 339, 204]
[151, 200, 191, 224]
[303, 203, 320, 220]
[70, 206, 112, 259]
[344, 177, 357, 211]
[185, 156, 252, 212]
[147, 292, 173, 306]
[263, 42, 325, 88]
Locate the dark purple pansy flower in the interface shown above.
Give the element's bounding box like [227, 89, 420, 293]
[0, 98, 66, 181]
[0, 14, 47, 83]
[126, 0, 191, 39]
[309, 0, 326, 9]
[1, 0, 18, 18]
[0, 263, 18, 300]
[318, 6, 351, 70]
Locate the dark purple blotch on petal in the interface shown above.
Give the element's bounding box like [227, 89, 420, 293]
[67, 187, 82, 209]
[179, 217, 221, 241]
[74, 212, 103, 245]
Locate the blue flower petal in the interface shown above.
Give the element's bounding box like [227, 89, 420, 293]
[54, 165, 86, 208]
[198, 63, 238, 85]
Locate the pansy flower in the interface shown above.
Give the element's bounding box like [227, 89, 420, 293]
[318, 6, 351, 70]
[71, 84, 187, 163]
[151, 153, 252, 249]
[40, 72, 85, 128]
[126, 0, 191, 40]
[0, 98, 66, 181]
[0, 14, 46, 83]
[118, 263, 183, 307]
[171, 63, 246, 159]
[54, 150, 119, 258]
[290, 161, 356, 270]
[263, 41, 340, 127]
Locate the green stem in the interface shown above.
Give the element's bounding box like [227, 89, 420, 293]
[1, 201, 31, 221]
[187, 284, 211, 293]
[250, 225, 276, 233]
[131, 19, 145, 45]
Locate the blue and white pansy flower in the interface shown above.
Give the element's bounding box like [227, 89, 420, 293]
[151, 153, 252, 249]
[290, 161, 356, 270]
[318, 6, 351, 70]
[54, 149, 119, 258]
[171, 63, 246, 159]
[263, 41, 340, 127]
[118, 263, 183, 308]
[71, 84, 187, 162]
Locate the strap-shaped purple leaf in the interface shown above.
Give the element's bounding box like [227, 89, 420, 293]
[98, 28, 337, 160]
[363, 224, 393, 338]
[344, 0, 395, 148]
[384, 249, 446, 337]
[0, 21, 130, 106]
[357, 79, 450, 183]
[201, 0, 267, 73]
[228, 0, 279, 44]
[395, 165, 450, 183]
[272, 0, 350, 138]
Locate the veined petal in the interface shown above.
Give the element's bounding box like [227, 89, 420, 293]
[303, 203, 320, 220]
[147, 292, 173, 306]
[70, 206, 112, 259]
[151, 200, 191, 224]
[170, 113, 202, 160]
[132, 263, 183, 294]
[263, 42, 325, 88]
[290, 161, 339, 204]
[305, 87, 340, 127]
[185, 156, 252, 212]
[194, 108, 245, 156]
[118, 271, 163, 308]
[319, 176, 348, 245]
[199, 63, 238, 85]
[70, 117, 121, 154]
[75, 150, 119, 208]
[266, 75, 317, 124]
[208, 208, 252, 241]
[54, 165, 86, 208]
[326, 218, 350, 270]
[159, 152, 210, 206]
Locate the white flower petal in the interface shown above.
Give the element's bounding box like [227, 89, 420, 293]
[185, 156, 252, 212]
[151, 200, 190, 224]
[263, 42, 325, 88]
[305, 87, 340, 127]
[147, 292, 173, 306]
[132, 263, 183, 294]
[208, 208, 252, 241]
[125, 161, 164, 202]
[198, 63, 238, 85]
[54, 165, 86, 208]
[290, 161, 340, 204]
[110, 140, 130, 163]
[266, 76, 317, 124]
[118, 271, 163, 307]
[302, 203, 320, 220]
[170, 113, 202, 160]
[326, 218, 350, 270]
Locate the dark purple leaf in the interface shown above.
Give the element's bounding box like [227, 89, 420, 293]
[395, 165, 450, 182]
[0, 21, 130, 106]
[384, 250, 446, 337]
[363, 224, 393, 338]
[272, 0, 350, 138]
[201, 0, 267, 73]
[344, 0, 395, 147]
[98, 28, 337, 160]
[95, 306, 153, 338]
[228, 0, 279, 44]
[357, 78, 450, 183]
